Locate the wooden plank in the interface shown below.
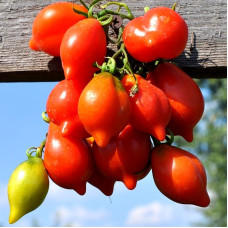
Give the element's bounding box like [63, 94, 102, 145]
[0, 0, 227, 82]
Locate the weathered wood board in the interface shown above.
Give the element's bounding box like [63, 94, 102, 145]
[0, 0, 227, 82]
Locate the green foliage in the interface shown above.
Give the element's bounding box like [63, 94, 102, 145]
[175, 78, 227, 227]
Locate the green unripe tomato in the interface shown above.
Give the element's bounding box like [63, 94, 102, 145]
[8, 156, 49, 224]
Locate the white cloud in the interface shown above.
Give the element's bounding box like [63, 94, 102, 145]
[125, 201, 173, 226]
[51, 205, 109, 226]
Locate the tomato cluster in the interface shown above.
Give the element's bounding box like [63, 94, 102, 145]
[8, 0, 210, 224]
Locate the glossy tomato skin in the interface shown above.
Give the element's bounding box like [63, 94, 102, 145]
[8, 157, 49, 224]
[78, 72, 131, 148]
[92, 125, 152, 190]
[43, 123, 93, 195]
[147, 62, 204, 142]
[86, 137, 116, 196]
[60, 18, 107, 92]
[88, 164, 116, 196]
[123, 7, 188, 62]
[122, 74, 171, 141]
[29, 2, 88, 56]
[136, 164, 151, 181]
[151, 144, 210, 207]
[46, 79, 90, 139]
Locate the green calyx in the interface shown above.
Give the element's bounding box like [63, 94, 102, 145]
[74, 0, 134, 22]
[165, 128, 175, 145]
[151, 128, 175, 147]
[99, 2, 134, 20]
[95, 43, 131, 77]
[73, 7, 88, 18]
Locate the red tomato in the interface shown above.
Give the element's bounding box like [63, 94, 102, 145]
[136, 165, 151, 181]
[78, 72, 131, 148]
[86, 137, 116, 196]
[43, 123, 93, 195]
[60, 18, 107, 92]
[46, 79, 90, 139]
[121, 74, 171, 141]
[123, 7, 188, 62]
[29, 2, 88, 56]
[92, 125, 152, 190]
[88, 165, 116, 196]
[147, 62, 204, 142]
[151, 144, 210, 207]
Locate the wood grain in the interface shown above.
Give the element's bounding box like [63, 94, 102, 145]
[0, 0, 227, 82]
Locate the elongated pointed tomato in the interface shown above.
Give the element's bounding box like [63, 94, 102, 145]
[92, 125, 151, 190]
[147, 62, 204, 142]
[60, 18, 107, 92]
[88, 165, 116, 196]
[86, 137, 116, 196]
[122, 74, 171, 141]
[29, 2, 88, 56]
[151, 144, 210, 207]
[8, 157, 49, 224]
[46, 79, 90, 139]
[43, 123, 93, 195]
[123, 7, 188, 62]
[78, 72, 131, 147]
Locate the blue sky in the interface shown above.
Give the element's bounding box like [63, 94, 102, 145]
[0, 82, 211, 227]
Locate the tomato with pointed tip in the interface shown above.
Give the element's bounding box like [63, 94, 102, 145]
[46, 79, 90, 139]
[8, 156, 49, 224]
[88, 165, 116, 196]
[86, 137, 116, 196]
[92, 125, 151, 190]
[78, 72, 131, 148]
[151, 144, 210, 207]
[123, 7, 188, 62]
[29, 2, 88, 56]
[60, 18, 107, 92]
[147, 62, 204, 142]
[122, 74, 171, 141]
[43, 123, 93, 195]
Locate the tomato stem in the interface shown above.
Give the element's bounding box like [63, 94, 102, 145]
[88, 1, 134, 21]
[72, 7, 88, 17]
[26, 147, 37, 158]
[151, 136, 161, 147]
[26, 137, 46, 159]
[35, 139, 46, 158]
[123, 60, 139, 96]
[112, 42, 124, 59]
[79, 0, 89, 10]
[107, 26, 123, 44]
[106, 57, 117, 75]
[88, 3, 96, 18]
[42, 111, 50, 124]
[172, 3, 177, 11]
[100, 2, 134, 20]
[98, 15, 114, 26]
[165, 128, 175, 145]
